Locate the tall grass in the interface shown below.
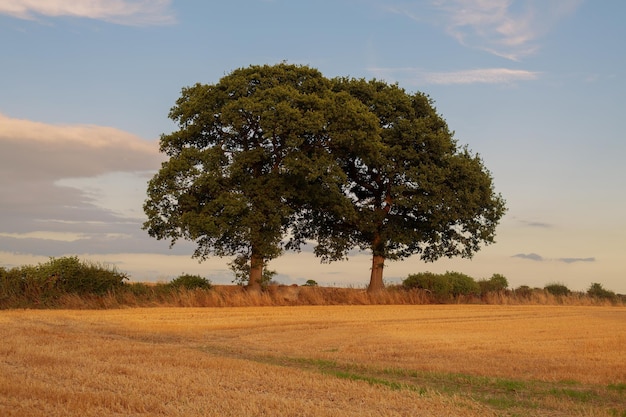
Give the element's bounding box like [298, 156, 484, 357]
[2, 283, 622, 309]
[2, 258, 624, 309]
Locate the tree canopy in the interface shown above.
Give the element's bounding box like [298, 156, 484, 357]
[144, 64, 505, 292]
[143, 63, 378, 289]
[321, 78, 506, 291]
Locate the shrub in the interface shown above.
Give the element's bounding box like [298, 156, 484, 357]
[39, 257, 128, 295]
[444, 271, 480, 296]
[587, 282, 617, 301]
[169, 274, 212, 290]
[478, 273, 509, 293]
[403, 272, 450, 298]
[124, 282, 153, 297]
[0, 257, 128, 307]
[514, 285, 533, 298]
[0, 266, 22, 299]
[544, 282, 571, 297]
[304, 279, 318, 287]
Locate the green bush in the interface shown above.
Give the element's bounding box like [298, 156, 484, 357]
[39, 257, 128, 295]
[169, 274, 212, 290]
[514, 285, 533, 298]
[0, 266, 23, 299]
[124, 282, 153, 297]
[544, 282, 571, 296]
[0, 257, 128, 307]
[478, 273, 509, 293]
[304, 279, 318, 287]
[445, 271, 480, 296]
[403, 272, 451, 299]
[587, 283, 617, 301]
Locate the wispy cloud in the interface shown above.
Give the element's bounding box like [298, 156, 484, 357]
[512, 253, 596, 263]
[0, 0, 176, 26]
[368, 67, 539, 85]
[422, 68, 540, 84]
[520, 220, 553, 228]
[391, 0, 583, 61]
[559, 257, 596, 264]
[512, 253, 544, 261]
[0, 231, 90, 242]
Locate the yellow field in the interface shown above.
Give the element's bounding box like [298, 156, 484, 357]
[1, 305, 624, 416]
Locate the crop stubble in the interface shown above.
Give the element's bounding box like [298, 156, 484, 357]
[0, 305, 624, 416]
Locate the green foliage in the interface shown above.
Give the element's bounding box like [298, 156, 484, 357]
[608, 383, 626, 392]
[318, 77, 506, 290]
[124, 282, 153, 297]
[169, 274, 212, 290]
[143, 63, 378, 287]
[544, 282, 571, 296]
[39, 256, 127, 295]
[143, 64, 506, 291]
[0, 257, 127, 307]
[446, 271, 480, 296]
[228, 255, 276, 287]
[0, 266, 23, 300]
[587, 282, 617, 301]
[304, 279, 318, 287]
[403, 271, 479, 300]
[478, 273, 509, 293]
[514, 285, 533, 298]
[403, 272, 451, 299]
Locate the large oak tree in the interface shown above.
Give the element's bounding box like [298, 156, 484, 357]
[143, 64, 378, 289]
[321, 78, 507, 292]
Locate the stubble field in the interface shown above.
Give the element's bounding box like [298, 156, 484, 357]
[1, 305, 624, 416]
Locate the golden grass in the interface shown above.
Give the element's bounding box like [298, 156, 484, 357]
[1, 305, 624, 416]
[22, 284, 621, 310]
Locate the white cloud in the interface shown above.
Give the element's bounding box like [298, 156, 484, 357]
[368, 67, 540, 85]
[0, 0, 176, 26]
[392, 0, 583, 60]
[0, 231, 89, 242]
[0, 112, 163, 180]
[423, 68, 540, 84]
[0, 113, 166, 256]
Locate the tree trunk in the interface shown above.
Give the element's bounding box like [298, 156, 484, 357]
[247, 251, 263, 292]
[368, 254, 386, 293]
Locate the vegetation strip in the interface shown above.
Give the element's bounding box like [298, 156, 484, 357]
[199, 344, 626, 416]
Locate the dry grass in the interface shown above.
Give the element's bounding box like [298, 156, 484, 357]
[1, 305, 624, 416]
[17, 284, 621, 310]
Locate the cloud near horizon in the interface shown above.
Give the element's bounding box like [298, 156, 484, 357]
[512, 253, 596, 263]
[0, 113, 162, 180]
[0, 113, 169, 256]
[520, 220, 553, 228]
[0, 0, 176, 26]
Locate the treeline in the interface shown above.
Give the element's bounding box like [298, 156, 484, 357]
[1, 257, 623, 309]
[401, 271, 624, 304]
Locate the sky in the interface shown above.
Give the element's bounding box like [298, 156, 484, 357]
[1, 0, 625, 293]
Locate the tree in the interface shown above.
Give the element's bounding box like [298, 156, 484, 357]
[544, 282, 570, 296]
[143, 63, 378, 290]
[587, 282, 616, 301]
[478, 273, 509, 293]
[321, 78, 506, 292]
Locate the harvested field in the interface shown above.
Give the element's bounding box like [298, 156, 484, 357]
[1, 305, 624, 416]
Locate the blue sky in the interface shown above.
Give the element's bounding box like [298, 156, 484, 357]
[1, 0, 624, 292]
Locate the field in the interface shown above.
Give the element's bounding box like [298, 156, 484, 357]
[1, 305, 624, 416]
